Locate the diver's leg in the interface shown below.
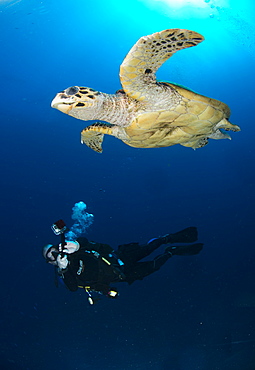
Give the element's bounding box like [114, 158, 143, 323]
[126, 252, 172, 284]
[125, 243, 203, 284]
[125, 250, 173, 284]
[118, 227, 199, 264]
[127, 228, 199, 262]
[118, 238, 165, 265]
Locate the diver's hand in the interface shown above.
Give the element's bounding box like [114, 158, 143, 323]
[62, 241, 80, 254]
[56, 254, 68, 270]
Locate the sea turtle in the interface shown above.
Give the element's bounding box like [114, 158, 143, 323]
[51, 28, 240, 153]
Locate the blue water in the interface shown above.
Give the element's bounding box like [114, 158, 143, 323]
[1, 0, 255, 369]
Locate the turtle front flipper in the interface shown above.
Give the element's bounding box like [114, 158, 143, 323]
[120, 29, 204, 102]
[81, 122, 115, 153]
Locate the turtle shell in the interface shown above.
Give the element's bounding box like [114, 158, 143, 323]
[121, 83, 237, 149]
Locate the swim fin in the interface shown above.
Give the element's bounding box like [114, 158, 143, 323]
[166, 243, 203, 256]
[162, 227, 198, 244]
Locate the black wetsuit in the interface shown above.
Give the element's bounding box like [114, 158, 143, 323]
[60, 237, 172, 296]
[59, 228, 203, 297]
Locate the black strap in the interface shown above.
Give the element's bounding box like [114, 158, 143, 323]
[59, 233, 67, 255]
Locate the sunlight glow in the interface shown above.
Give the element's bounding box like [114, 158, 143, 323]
[152, 0, 208, 8]
[138, 0, 230, 20]
[144, 0, 229, 10]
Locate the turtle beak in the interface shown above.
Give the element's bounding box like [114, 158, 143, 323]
[51, 94, 73, 114]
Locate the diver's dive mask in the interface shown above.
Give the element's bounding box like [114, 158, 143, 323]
[43, 244, 59, 265]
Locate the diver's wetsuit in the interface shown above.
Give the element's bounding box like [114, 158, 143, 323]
[59, 227, 203, 297]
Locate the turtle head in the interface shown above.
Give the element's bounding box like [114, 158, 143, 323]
[51, 86, 102, 119]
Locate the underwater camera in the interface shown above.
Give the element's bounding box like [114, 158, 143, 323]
[51, 219, 67, 235]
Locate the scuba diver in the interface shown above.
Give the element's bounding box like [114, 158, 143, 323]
[43, 219, 203, 305]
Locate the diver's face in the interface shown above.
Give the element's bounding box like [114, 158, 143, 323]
[46, 246, 58, 265]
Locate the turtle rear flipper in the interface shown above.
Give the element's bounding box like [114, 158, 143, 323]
[120, 28, 204, 102]
[81, 122, 115, 153]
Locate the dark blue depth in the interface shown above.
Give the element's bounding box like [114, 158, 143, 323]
[0, 0, 255, 369]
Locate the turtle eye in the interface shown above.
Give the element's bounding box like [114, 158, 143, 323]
[66, 86, 79, 95]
